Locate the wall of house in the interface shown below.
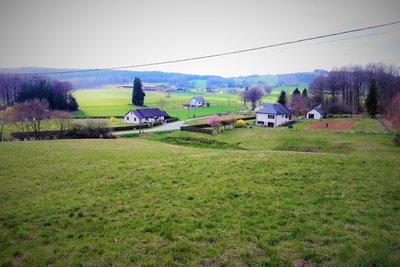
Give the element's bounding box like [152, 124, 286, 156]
[190, 99, 201, 106]
[276, 114, 291, 125]
[307, 110, 322, 119]
[256, 113, 292, 127]
[124, 112, 140, 124]
[125, 113, 166, 124]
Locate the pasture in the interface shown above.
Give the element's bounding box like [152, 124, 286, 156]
[72, 87, 243, 119]
[71, 84, 303, 119]
[1, 117, 399, 266]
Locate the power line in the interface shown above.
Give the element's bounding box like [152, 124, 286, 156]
[8, 20, 400, 76]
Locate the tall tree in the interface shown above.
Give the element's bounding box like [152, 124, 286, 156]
[366, 79, 378, 116]
[132, 77, 145, 106]
[302, 88, 308, 98]
[243, 87, 264, 110]
[277, 91, 287, 106]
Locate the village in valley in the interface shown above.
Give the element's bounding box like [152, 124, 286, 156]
[1, 0, 400, 266]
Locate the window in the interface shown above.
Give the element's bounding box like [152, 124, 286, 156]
[268, 115, 274, 119]
[134, 118, 136, 121]
[257, 121, 264, 125]
[127, 117, 129, 120]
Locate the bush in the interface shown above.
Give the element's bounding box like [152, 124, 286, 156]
[236, 119, 245, 128]
[288, 125, 294, 129]
[395, 132, 400, 146]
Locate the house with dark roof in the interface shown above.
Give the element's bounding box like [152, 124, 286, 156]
[307, 108, 325, 119]
[124, 108, 169, 125]
[255, 103, 293, 128]
[189, 97, 208, 108]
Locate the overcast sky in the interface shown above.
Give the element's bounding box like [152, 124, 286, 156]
[0, 0, 399, 77]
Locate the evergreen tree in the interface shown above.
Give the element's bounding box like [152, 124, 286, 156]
[366, 79, 378, 116]
[302, 88, 308, 98]
[132, 77, 145, 106]
[292, 88, 300, 96]
[277, 91, 287, 106]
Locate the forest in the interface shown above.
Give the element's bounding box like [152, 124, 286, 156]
[309, 63, 400, 114]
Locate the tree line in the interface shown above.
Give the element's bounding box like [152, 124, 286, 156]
[309, 63, 400, 114]
[0, 74, 78, 110]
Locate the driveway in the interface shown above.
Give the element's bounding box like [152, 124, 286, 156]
[113, 116, 211, 135]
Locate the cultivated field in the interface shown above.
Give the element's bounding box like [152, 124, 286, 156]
[1, 118, 399, 266]
[307, 120, 356, 131]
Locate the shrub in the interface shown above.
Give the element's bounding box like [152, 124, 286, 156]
[236, 119, 245, 128]
[395, 132, 400, 146]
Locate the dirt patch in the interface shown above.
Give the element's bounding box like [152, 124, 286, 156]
[307, 120, 356, 131]
[138, 134, 154, 138]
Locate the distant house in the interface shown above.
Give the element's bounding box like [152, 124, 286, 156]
[124, 108, 169, 124]
[255, 103, 293, 128]
[307, 108, 325, 119]
[189, 97, 208, 108]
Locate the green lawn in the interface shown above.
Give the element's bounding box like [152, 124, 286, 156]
[1, 123, 399, 266]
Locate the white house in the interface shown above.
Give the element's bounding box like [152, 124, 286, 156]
[255, 103, 293, 128]
[307, 108, 325, 119]
[189, 97, 208, 108]
[124, 108, 169, 124]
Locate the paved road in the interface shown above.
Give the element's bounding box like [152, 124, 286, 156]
[113, 116, 211, 135]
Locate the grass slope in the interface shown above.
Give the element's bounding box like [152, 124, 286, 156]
[1, 126, 399, 266]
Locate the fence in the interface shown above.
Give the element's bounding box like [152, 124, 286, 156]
[180, 124, 214, 135]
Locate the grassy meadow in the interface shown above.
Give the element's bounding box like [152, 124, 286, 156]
[71, 84, 304, 119]
[72, 87, 244, 119]
[1, 117, 399, 266]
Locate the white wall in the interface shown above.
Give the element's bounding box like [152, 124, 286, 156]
[307, 110, 322, 119]
[256, 113, 292, 127]
[124, 112, 165, 124]
[124, 111, 140, 124]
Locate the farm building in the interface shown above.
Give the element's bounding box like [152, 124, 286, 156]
[307, 108, 325, 119]
[255, 103, 293, 128]
[124, 108, 169, 124]
[189, 97, 208, 108]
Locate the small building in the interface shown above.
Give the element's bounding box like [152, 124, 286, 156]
[124, 108, 169, 124]
[307, 108, 325, 119]
[255, 103, 293, 128]
[189, 97, 208, 108]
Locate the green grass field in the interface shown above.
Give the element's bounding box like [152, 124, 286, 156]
[71, 84, 304, 120]
[72, 87, 244, 119]
[1, 118, 399, 266]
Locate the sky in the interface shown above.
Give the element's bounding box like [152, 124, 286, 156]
[0, 0, 399, 77]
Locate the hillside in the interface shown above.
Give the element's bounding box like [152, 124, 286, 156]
[0, 67, 323, 89]
[0, 125, 399, 266]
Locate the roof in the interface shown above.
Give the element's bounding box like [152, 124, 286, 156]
[190, 97, 207, 103]
[255, 103, 293, 115]
[125, 108, 169, 119]
[312, 108, 325, 115]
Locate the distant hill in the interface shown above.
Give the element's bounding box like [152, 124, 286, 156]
[0, 67, 325, 89]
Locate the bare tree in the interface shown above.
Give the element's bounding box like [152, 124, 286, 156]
[7, 99, 50, 139]
[52, 110, 72, 133]
[244, 87, 264, 110]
